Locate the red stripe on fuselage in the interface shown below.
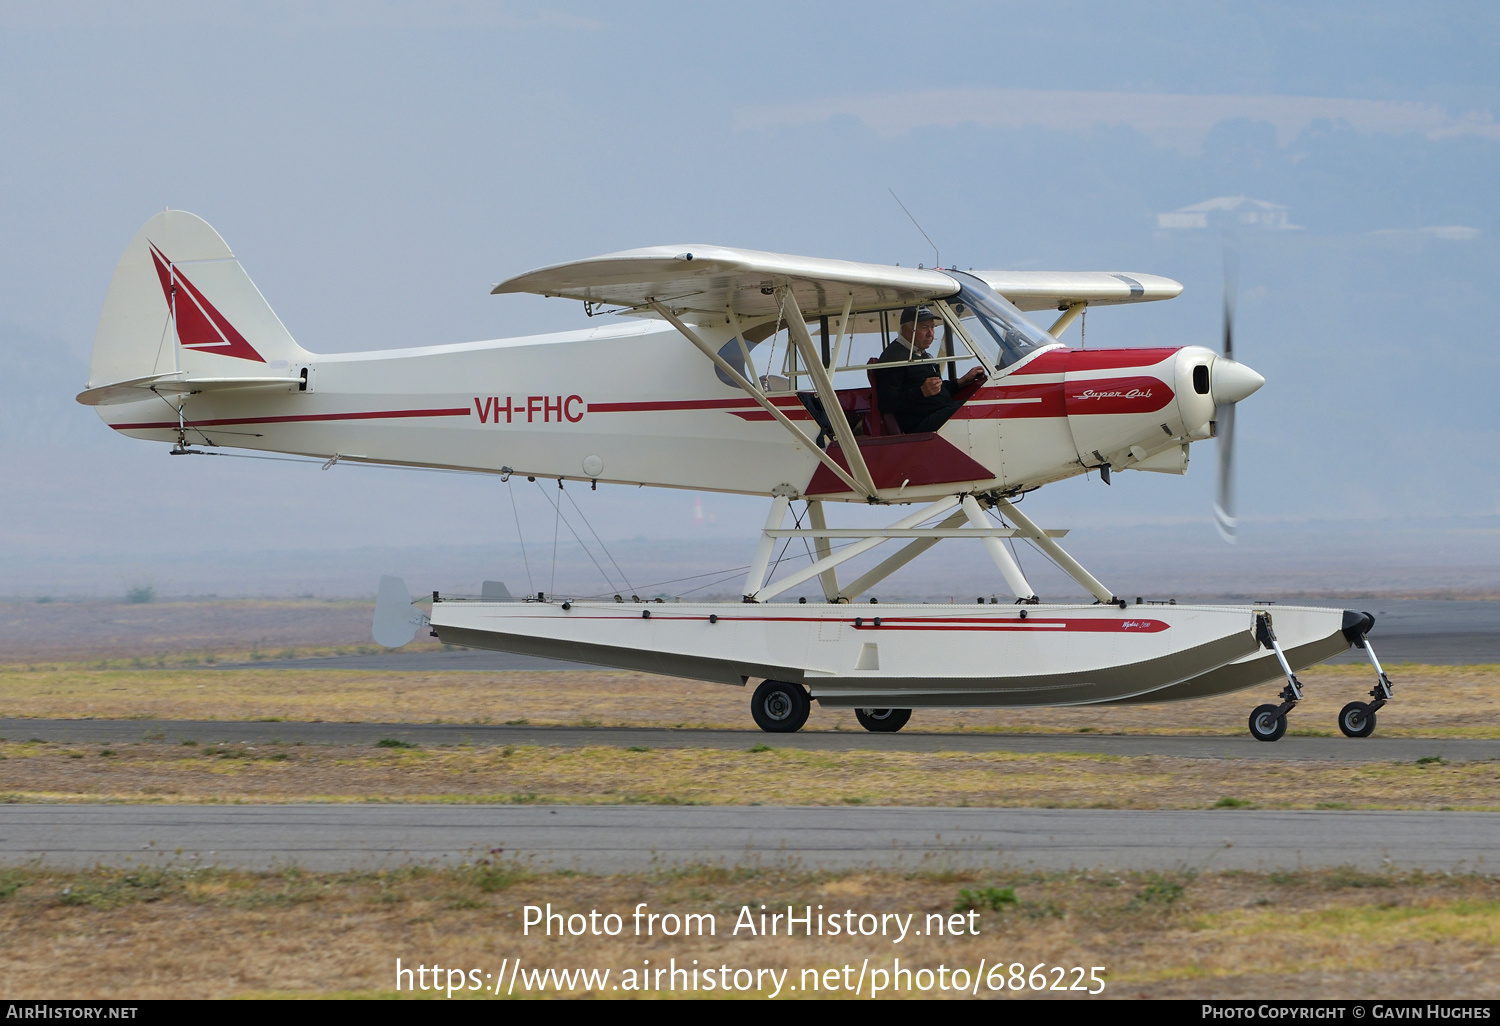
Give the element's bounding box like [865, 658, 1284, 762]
[958, 381, 1067, 419]
[588, 397, 764, 413]
[1010, 347, 1178, 376]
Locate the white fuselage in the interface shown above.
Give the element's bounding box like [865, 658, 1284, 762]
[98, 319, 1222, 503]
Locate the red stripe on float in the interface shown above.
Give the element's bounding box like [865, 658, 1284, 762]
[490, 613, 1168, 633]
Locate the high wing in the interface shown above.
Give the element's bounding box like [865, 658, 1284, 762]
[492, 245, 1183, 321]
[976, 270, 1183, 311]
[490, 245, 960, 322]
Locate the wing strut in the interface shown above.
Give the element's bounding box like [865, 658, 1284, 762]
[780, 290, 876, 495]
[829, 294, 854, 376]
[647, 299, 871, 499]
[1048, 302, 1086, 339]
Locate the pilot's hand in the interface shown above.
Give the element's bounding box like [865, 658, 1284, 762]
[959, 367, 986, 386]
[921, 377, 943, 397]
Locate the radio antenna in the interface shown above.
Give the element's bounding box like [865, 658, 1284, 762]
[889, 189, 940, 270]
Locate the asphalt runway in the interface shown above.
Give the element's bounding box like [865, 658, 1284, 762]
[3, 805, 1494, 873]
[216, 597, 1498, 671]
[1318, 599, 1500, 665]
[3, 717, 1495, 763]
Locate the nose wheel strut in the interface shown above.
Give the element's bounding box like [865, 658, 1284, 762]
[1247, 613, 1302, 742]
[1338, 629, 1394, 739]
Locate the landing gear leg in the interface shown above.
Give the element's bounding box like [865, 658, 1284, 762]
[751, 680, 810, 733]
[1247, 613, 1302, 742]
[1339, 636, 1393, 739]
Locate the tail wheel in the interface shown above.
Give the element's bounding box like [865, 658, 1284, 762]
[751, 680, 810, 733]
[1248, 704, 1287, 742]
[854, 708, 912, 733]
[1338, 701, 1377, 738]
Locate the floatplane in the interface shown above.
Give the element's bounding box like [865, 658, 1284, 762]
[80, 210, 1396, 739]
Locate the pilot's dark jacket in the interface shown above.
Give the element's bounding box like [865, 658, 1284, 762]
[874, 339, 961, 433]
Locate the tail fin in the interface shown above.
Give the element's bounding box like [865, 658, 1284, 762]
[79, 210, 310, 405]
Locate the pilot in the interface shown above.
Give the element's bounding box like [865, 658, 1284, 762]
[874, 306, 986, 433]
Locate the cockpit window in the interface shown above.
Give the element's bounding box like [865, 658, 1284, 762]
[945, 269, 1054, 369]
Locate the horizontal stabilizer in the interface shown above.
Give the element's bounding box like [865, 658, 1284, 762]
[76, 373, 303, 407]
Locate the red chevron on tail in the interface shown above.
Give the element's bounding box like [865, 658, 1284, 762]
[148, 241, 266, 363]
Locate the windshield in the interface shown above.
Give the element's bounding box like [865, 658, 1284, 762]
[946, 269, 1056, 369]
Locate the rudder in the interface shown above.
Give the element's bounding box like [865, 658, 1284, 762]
[80, 210, 310, 405]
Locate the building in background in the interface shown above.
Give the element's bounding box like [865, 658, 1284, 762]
[1158, 196, 1301, 231]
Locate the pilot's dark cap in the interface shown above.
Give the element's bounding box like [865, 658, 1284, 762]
[900, 306, 938, 325]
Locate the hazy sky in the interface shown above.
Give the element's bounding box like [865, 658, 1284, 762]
[3, 1, 1497, 598]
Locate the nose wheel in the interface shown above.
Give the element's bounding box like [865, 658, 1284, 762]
[751, 679, 810, 733]
[1338, 701, 1377, 738]
[1248, 704, 1287, 742]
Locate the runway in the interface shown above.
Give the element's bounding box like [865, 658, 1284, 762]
[1317, 599, 1500, 665]
[5, 718, 1496, 762]
[3, 805, 1494, 873]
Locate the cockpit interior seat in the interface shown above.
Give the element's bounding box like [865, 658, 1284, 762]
[866, 359, 903, 436]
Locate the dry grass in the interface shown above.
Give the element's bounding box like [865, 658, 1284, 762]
[2, 662, 1498, 737]
[0, 863, 1495, 999]
[2, 739, 1496, 809]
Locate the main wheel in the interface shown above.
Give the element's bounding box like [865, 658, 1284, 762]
[751, 679, 810, 733]
[1248, 704, 1287, 742]
[854, 708, 912, 733]
[1338, 701, 1377, 738]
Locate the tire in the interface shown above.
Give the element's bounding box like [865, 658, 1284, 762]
[854, 708, 912, 733]
[1248, 703, 1287, 742]
[1338, 701, 1377, 738]
[751, 679, 810, 733]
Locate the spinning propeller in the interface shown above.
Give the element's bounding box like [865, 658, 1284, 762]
[1211, 248, 1264, 543]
